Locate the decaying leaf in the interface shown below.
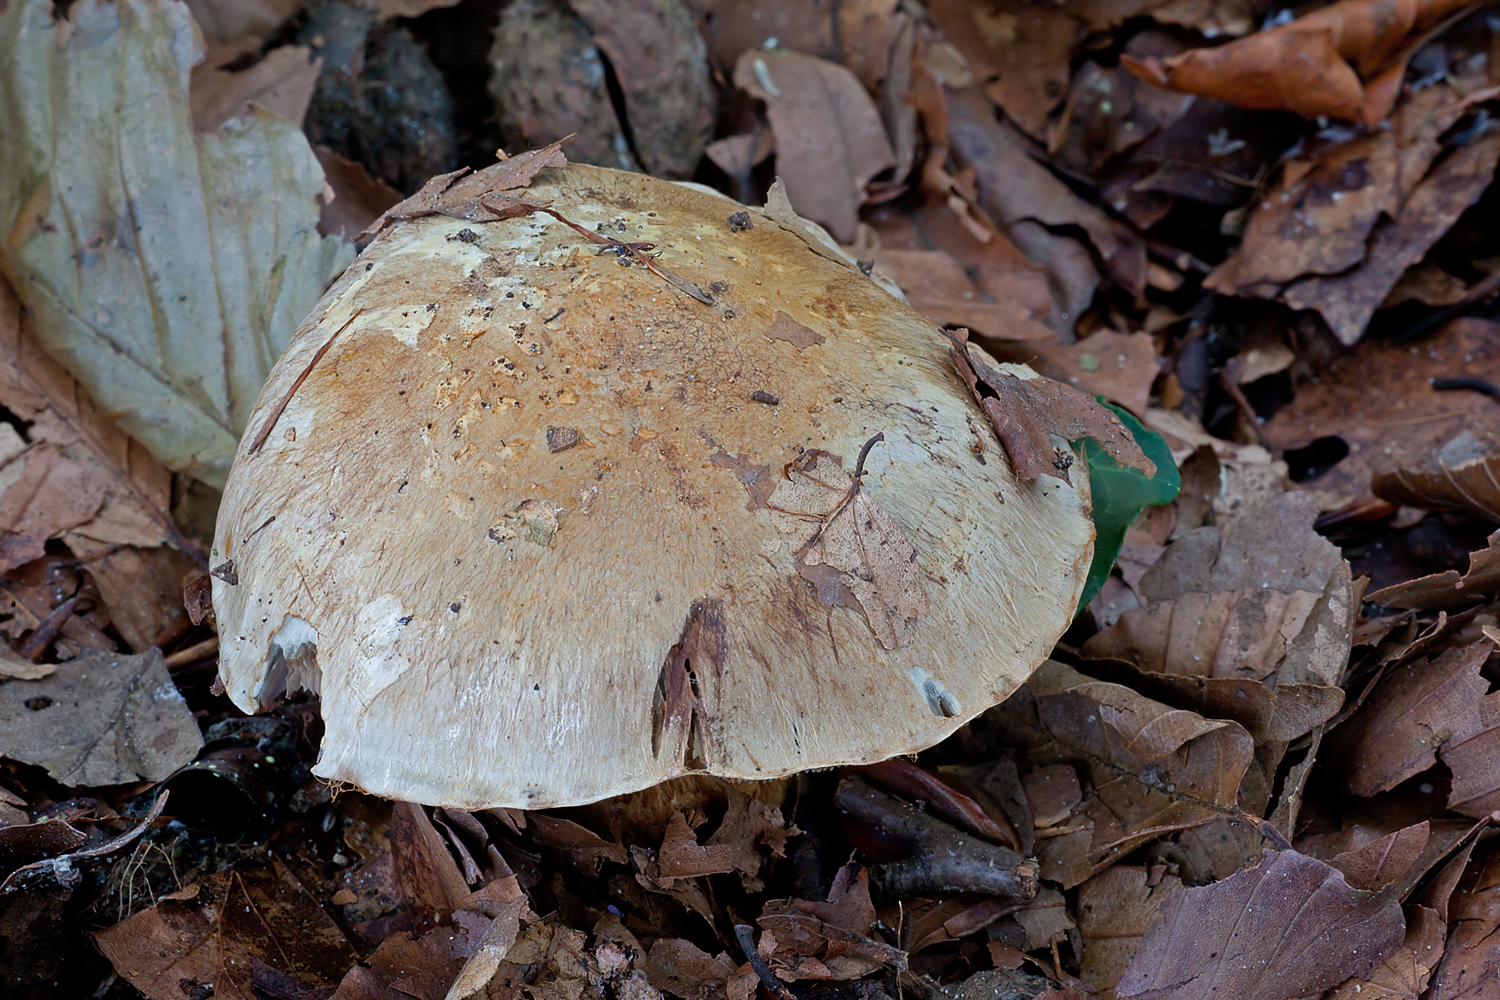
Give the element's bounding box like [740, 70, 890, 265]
[1077, 865, 1183, 999]
[1123, 0, 1473, 124]
[950, 330, 1153, 484]
[1116, 849, 1406, 1000]
[1083, 492, 1352, 749]
[735, 50, 897, 243]
[0, 0, 353, 489]
[1326, 641, 1492, 798]
[766, 439, 929, 649]
[1373, 455, 1500, 523]
[1367, 530, 1500, 610]
[989, 661, 1253, 887]
[96, 856, 360, 1000]
[0, 648, 202, 786]
[359, 138, 568, 238]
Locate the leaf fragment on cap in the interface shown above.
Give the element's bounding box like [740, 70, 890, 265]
[767, 444, 929, 649]
[359, 138, 569, 238]
[949, 329, 1154, 484]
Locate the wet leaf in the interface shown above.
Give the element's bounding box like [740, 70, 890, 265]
[0, 0, 352, 489]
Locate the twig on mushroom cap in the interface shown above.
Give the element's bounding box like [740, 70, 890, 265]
[247, 309, 362, 455]
[486, 198, 714, 304]
[733, 923, 797, 1000]
[836, 776, 1040, 900]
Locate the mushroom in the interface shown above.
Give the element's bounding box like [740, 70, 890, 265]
[211, 161, 1096, 809]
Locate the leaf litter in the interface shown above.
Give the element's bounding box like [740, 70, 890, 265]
[5, 1, 1500, 999]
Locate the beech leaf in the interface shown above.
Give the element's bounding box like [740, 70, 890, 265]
[1117, 849, 1406, 1000]
[950, 330, 1153, 484]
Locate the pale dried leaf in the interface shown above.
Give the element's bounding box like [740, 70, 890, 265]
[0, 0, 353, 488]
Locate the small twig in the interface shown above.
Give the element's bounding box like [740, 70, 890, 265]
[733, 924, 797, 1000]
[1433, 375, 1500, 402]
[797, 433, 886, 559]
[163, 635, 219, 670]
[510, 201, 714, 304]
[836, 776, 1039, 900]
[19, 595, 79, 661]
[248, 310, 362, 454]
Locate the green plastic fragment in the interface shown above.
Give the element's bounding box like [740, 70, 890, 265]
[1073, 402, 1180, 613]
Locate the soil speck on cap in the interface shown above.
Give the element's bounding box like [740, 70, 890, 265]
[547, 427, 580, 452]
[751, 389, 779, 406]
[727, 210, 752, 232]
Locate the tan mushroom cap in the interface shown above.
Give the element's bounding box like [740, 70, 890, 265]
[212, 163, 1094, 809]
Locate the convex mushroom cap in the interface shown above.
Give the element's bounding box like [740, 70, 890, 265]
[212, 161, 1097, 809]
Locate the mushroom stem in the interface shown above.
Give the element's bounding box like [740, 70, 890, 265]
[835, 776, 1040, 900]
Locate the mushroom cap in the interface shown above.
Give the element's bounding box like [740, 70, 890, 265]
[212, 164, 1094, 809]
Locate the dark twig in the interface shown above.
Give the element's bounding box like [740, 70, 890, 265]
[836, 776, 1039, 899]
[248, 310, 362, 455]
[1433, 375, 1500, 402]
[19, 595, 79, 660]
[734, 924, 797, 1000]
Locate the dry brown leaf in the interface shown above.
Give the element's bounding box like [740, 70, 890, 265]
[1367, 529, 1500, 611]
[866, 202, 1056, 342]
[1438, 683, 1500, 819]
[645, 938, 737, 1000]
[1373, 455, 1500, 523]
[87, 546, 201, 652]
[1123, 0, 1474, 124]
[951, 330, 1153, 484]
[734, 50, 896, 243]
[1326, 641, 1493, 797]
[947, 87, 1147, 303]
[1076, 866, 1183, 999]
[315, 146, 403, 242]
[96, 855, 359, 1000]
[1426, 841, 1500, 998]
[995, 330, 1162, 420]
[1116, 849, 1406, 1000]
[360, 139, 568, 238]
[0, 648, 201, 786]
[874, 248, 1053, 342]
[0, 279, 179, 562]
[766, 444, 930, 650]
[1207, 130, 1400, 291]
[991, 661, 1253, 888]
[1263, 319, 1500, 502]
[1281, 129, 1500, 345]
[189, 44, 321, 134]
